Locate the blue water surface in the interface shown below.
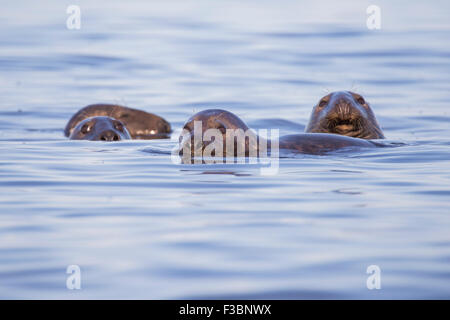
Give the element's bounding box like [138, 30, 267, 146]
[0, 0, 449, 299]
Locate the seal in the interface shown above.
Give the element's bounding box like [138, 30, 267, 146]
[65, 104, 172, 139]
[178, 109, 375, 158]
[69, 116, 131, 141]
[305, 91, 384, 139]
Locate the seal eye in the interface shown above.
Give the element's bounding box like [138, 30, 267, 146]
[318, 99, 328, 108]
[357, 97, 366, 105]
[113, 121, 124, 132]
[81, 123, 91, 134]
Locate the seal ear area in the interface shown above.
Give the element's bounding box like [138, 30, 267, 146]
[350, 92, 370, 108]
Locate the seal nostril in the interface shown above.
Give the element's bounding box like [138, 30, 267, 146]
[113, 135, 119, 141]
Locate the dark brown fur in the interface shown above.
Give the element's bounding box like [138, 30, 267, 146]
[65, 104, 171, 139]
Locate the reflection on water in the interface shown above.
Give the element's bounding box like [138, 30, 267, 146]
[0, 0, 449, 299]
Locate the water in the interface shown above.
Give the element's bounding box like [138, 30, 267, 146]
[0, 0, 449, 299]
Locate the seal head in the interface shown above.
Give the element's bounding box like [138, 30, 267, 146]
[179, 109, 259, 158]
[65, 104, 172, 139]
[305, 91, 384, 139]
[69, 116, 131, 141]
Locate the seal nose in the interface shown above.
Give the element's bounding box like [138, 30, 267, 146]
[330, 98, 360, 119]
[99, 130, 120, 141]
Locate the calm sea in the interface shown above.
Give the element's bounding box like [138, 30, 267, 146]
[0, 0, 449, 299]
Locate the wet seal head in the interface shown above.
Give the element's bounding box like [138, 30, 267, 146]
[179, 109, 260, 157]
[306, 91, 385, 139]
[65, 104, 172, 139]
[179, 109, 260, 158]
[69, 116, 131, 141]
